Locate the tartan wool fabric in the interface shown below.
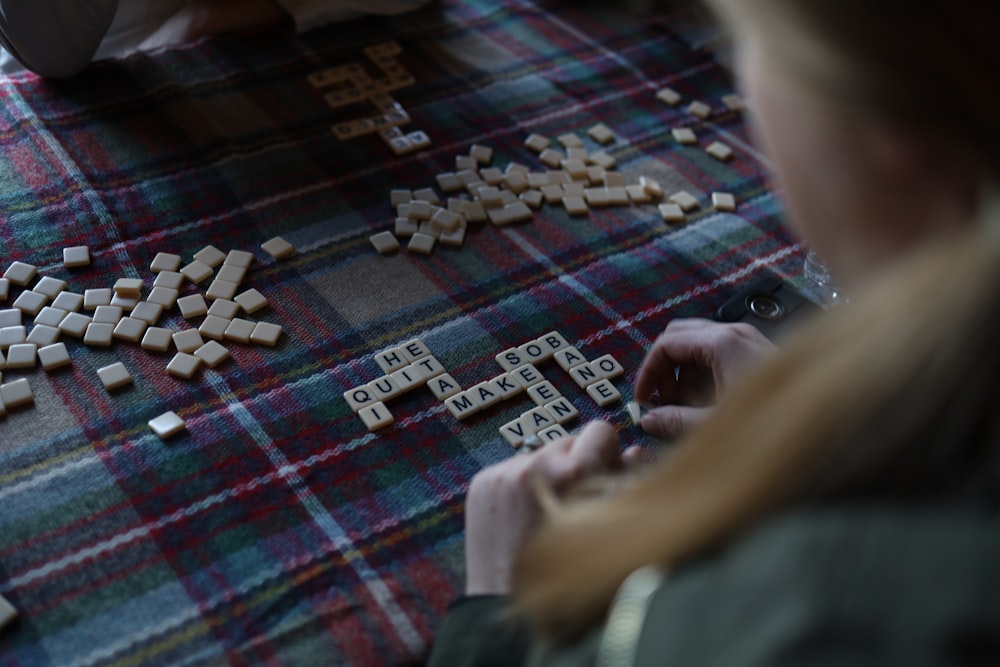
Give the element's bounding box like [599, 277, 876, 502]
[0, 1, 805, 665]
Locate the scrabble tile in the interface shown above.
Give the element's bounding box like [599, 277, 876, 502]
[1, 377, 33, 408]
[359, 401, 394, 431]
[374, 347, 408, 373]
[626, 185, 652, 204]
[687, 100, 712, 119]
[215, 264, 245, 284]
[148, 411, 185, 439]
[569, 362, 602, 388]
[492, 373, 524, 400]
[226, 317, 256, 343]
[468, 381, 503, 410]
[198, 315, 230, 341]
[150, 252, 182, 273]
[92, 305, 123, 324]
[463, 201, 487, 223]
[712, 192, 737, 211]
[435, 172, 463, 193]
[110, 293, 140, 311]
[427, 373, 462, 400]
[51, 291, 84, 312]
[430, 208, 462, 232]
[544, 397, 579, 424]
[6, 343, 36, 368]
[527, 380, 561, 406]
[207, 299, 239, 320]
[38, 342, 71, 371]
[538, 148, 564, 168]
[63, 246, 91, 268]
[411, 355, 445, 380]
[34, 276, 66, 299]
[364, 375, 400, 402]
[172, 329, 204, 354]
[261, 236, 295, 260]
[177, 294, 209, 319]
[390, 189, 413, 206]
[439, 223, 467, 247]
[587, 123, 615, 144]
[130, 301, 163, 324]
[667, 191, 698, 214]
[233, 289, 268, 315]
[671, 127, 698, 145]
[540, 184, 564, 204]
[407, 232, 436, 255]
[706, 141, 734, 161]
[0, 309, 19, 328]
[658, 203, 686, 223]
[469, 144, 493, 164]
[477, 186, 503, 209]
[167, 352, 201, 379]
[141, 326, 173, 352]
[0, 325, 26, 348]
[562, 159, 588, 180]
[83, 288, 110, 311]
[4, 261, 36, 286]
[58, 312, 92, 337]
[591, 355, 625, 381]
[639, 176, 663, 199]
[499, 418, 530, 448]
[522, 406, 556, 433]
[502, 171, 528, 194]
[527, 172, 549, 188]
[563, 195, 588, 216]
[587, 379, 621, 406]
[557, 132, 585, 149]
[113, 316, 147, 343]
[83, 322, 114, 347]
[510, 363, 544, 388]
[520, 190, 544, 209]
[389, 364, 424, 392]
[418, 220, 441, 240]
[113, 278, 143, 297]
[250, 322, 282, 346]
[395, 217, 420, 237]
[34, 306, 67, 328]
[194, 245, 227, 268]
[205, 279, 238, 301]
[193, 340, 230, 368]
[721, 92, 745, 111]
[517, 339, 552, 364]
[585, 166, 606, 185]
[14, 291, 47, 316]
[585, 188, 610, 207]
[146, 287, 179, 309]
[589, 151, 616, 170]
[413, 187, 441, 204]
[524, 133, 550, 153]
[603, 172, 627, 188]
[0, 278, 8, 300]
[180, 260, 213, 284]
[344, 385, 378, 412]
[26, 324, 59, 347]
[656, 87, 682, 106]
[444, 391, 479, 419]
[539, 331, 575, 354]
[538, 424, 570, 442]
[0, 594, 15, 630]
[495, 347, 527, 372]
[97, 362, 132, 391]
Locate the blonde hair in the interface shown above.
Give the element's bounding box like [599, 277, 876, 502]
[510, 1, 1000, 641]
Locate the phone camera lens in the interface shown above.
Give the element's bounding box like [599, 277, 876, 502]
[747, 295, 785, 320]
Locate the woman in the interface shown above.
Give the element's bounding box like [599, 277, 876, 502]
[430, 0, 1000, 664]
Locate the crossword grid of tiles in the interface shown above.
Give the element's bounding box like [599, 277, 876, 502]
[343, 332, 624, 447]
[308, 40, 431, 155]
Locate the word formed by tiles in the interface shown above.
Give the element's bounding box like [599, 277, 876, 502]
[344, 332, 623, 450]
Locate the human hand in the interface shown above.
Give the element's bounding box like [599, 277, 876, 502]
[463, 421, 644, 595]
[634, 318, 776, 438]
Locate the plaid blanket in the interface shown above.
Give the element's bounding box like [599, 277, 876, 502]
[0, 1, 803, 664]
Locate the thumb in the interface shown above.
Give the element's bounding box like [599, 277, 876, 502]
[640, 405, 713, 438]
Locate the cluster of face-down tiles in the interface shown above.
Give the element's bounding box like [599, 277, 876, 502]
[342, 332, 624, 448]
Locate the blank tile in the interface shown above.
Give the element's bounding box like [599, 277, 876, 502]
[97, 362, 132, 391]
[205, 279, 238, 301]
[92, 305, 123, 324]
[639, 176, 663, 198]
[216, 264, 245, 284]
[712, 191, 737, 211]
[113, 278, 143, 297]
[51, 291, 84, 312]
[177, 294, 209, 319]
[110, 293, 140, 311]
[538, 148, 564, 168]
[1, 377, 33, 407]
[6, 343, 36, 368]
[146, 287, 179, 309]
[706, 141, 734, 162]
[63, 246, 91, 268]
[261, 236, 295, 259]
[148, 411, 185, 439]
[14, 291, 47, 316]
[34, 306, 67, 328]
[83, 322, 114, 347]
[656, 87, 682, 105]
[0, 325, 26, 348]
[0, 309, 20, 328]
[193, 340, 230, 368]
[563, 196, 588, 216]
[469, 144, 493, 164]
[407, 232, 435, 255]
[172, 329, 204, 354]
[0, 595, 15, 630]
[687, 100, 712, 119]
[150, 252, 182, 273]
[194, 245, 227, 268]
[130, 302, 163, 324]
[4, 261, 36, 286]
[26, 324, 60, 347]
[141, 326, 173, 352]
[207, 299, 240, 320]
[59, 312, 92, 337]
[668, 190, 699, 212]
[359, 401, 394, 431]
[587, 123, 615, 144]
[153, 271, 184, 289]
[524, 133, 550, 153]
[370, 231, 400, 254]
[83, 288, 113, 310]
[113, 316, 147, 343]
[38, 342, 72, 371]
[587, 379, 621, 406]
[167, 352, 201, 379]
[671, 127, 698, 145]
[658, 203, 686, 223]
[224, 250, 254, 268]
[0, 278, 11, 300]
[224, 318, 255, 343]
[249, 322, 282, 346]
[180, 260, 213, 284]
[34, 276, 66, 299]
[198, 313, 230, 341]
[626, 184, 652, 204]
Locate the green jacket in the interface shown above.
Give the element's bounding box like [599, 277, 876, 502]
[429, 506, 1000, 666]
